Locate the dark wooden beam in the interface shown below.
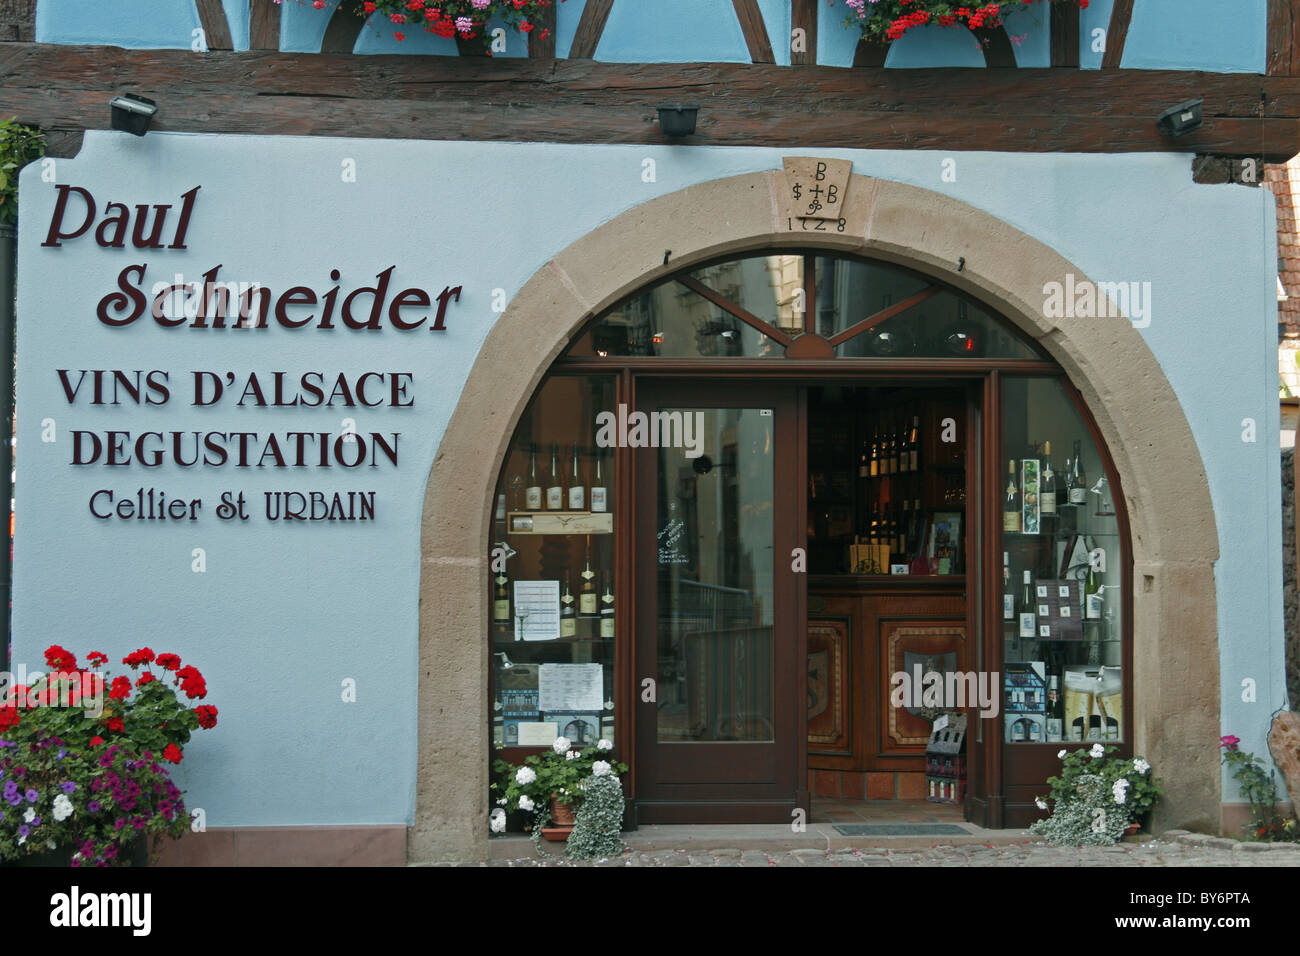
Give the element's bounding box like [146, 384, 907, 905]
[1101, 0, 1132, 70]
[0, 0, 35, 43]
[732, 0, 774, 64]
[195, 0, 233, 51]
[570, 0, 613, 59]
[1269, 0, 1299, 76]
[322, 0, 365, 55]
[3, 48, 1297, 161]
[528, 1, 557, 59]
[975, 26, 1017, 69]
[1050, 3, 1080, 69]
[792, 0, 817, 66]
[853, 37, 890, 68]
[249, 0, 281, 52]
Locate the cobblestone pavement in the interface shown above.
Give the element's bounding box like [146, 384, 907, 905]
[437, 834, 1300, 866]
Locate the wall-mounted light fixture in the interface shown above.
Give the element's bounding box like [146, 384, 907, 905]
[1156, 98, 1203, 138]
[110, 94, 158, 136]
[657, 105, 699, 138]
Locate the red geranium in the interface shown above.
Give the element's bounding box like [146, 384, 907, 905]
[136, 672, 157, 688]
[86, 651, 108, 668]
[123, 648, 155, 668]
[0, 706, 19, 732]
[104, 716, 125, 733]
[156, 653, 182, 671]
[89, 735, 104, 747]
[44, 645, 77, 671]
[194, 705, 218, 729]
[162, 744, 183, 764]
[109, 676, 132, 701]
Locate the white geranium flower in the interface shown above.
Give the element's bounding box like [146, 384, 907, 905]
[52, 794, 73, 822]
[496, 797, 508, 806]
[1057, 749, 1067, 760]
[22, 808, 35, 824]
[1133, 758, 1150, 774]
[1035, 797, 1048, 811]
[1112, 778, 1130, 805]
[517, 794, 534, 812]
[592, 760, 612, 777]
[565, 750, 578, 761]
[489, 808, 506, 833]
[552, 737, 571, 755]
[1089, 743, 1105, 759]
[46, 840, 56, 850]
[515, 766, 537, 786]
[597, 739, 613, 752]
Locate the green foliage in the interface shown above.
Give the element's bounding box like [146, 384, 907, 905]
[564, 774, 626, 861]
[1220, 737, 1299, 842]
[1032, 746, 1162, 846]
[1030, 773, 1131, 846]
[0, 117, 46, 225]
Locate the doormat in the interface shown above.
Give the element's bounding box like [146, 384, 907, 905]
[831, 824, 971, 836]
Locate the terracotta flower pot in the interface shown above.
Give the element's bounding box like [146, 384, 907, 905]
[541, 795, 576, 841]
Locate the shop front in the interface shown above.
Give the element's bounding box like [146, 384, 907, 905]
[417, 166, 1244, 861]
[15, 134, 1274, 865]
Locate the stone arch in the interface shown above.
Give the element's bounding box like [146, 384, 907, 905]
[410, 171, 1221, 861]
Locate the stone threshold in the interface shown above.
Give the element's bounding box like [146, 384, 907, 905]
[487, 822, 1034, 859]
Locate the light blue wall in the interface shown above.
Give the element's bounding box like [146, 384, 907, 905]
[15, 133, 1288, 824]
[31, 0, 1268, 72]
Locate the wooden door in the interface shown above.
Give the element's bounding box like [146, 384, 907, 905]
[633, 382, 807, 822]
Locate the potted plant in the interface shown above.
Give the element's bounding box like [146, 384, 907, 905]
[491, 736, 628, 858]
[839, 0, 1089, 44]
[0, 116, 45, 226]
[1220, 734, 1299, 842]
[0, 645, 217, 865]
[310, 0, 565, 51]
[1030, 743, 1162, 846]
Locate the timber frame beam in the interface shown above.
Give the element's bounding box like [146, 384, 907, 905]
[2, 44, 1297, 161]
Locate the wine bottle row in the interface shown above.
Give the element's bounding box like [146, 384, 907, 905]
[492, 558, 616, 642]
[858, 414, 922, 477]
[1003, 438, 1106, 533]
[506, 442, 611, 515]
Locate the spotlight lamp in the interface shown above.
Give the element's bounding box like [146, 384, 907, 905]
[657, 105, 700, 138]
[110, 94, 158, 137]
[1156, 98, 1203, 138]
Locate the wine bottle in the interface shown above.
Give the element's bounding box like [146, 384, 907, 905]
[493, 571, 511, 628]
[599, 577, 615, 639]
[887, 422, 898, 474]
[560, 576, 577, 638]
[1070, 440, 1088, 505]
[1085, 561, 1102, 619]
[858, 435, 869, 479]
[567, 443, 586, 511]
[869, 426, 880, 478]
[900, 499, 911, 555]
[1018, 569, 1036, 638]
[1003, 552, 1014, 622]
[1003, 460, 1021, 532]
[495, 493, 506, 523]
[908, 416, 920, 471]
[1040, 440, 1057, 516]
[590, 452, 608, 513]
[868, 503, 880, 546]
[546, 443, 564, 510]
[525, 445, 542, 511]
[1063, 456, 1075, 506]
[579, 555, 598, 617]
